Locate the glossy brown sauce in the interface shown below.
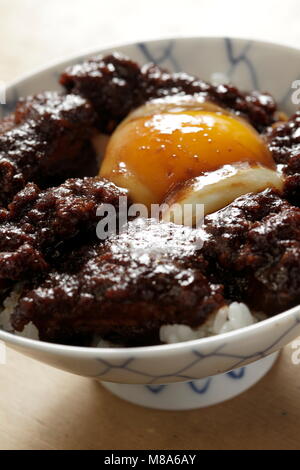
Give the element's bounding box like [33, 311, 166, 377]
[0, 53, 299, 346]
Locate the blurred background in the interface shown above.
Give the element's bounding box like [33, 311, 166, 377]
[1, 0, 300, 83]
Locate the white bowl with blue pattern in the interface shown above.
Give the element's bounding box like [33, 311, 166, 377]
[1, 37, 300, 409]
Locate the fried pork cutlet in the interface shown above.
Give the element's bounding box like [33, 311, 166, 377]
[1, 53, 299, 348]
[11, 218, 225, 346]
[204, 189, 300, 314]
[8, 189, 300, 346]
[60, 53, 277, 134]
[0, 92, 98, 206]
[267, 111, 300, 205]
[0, 177, 127, 282]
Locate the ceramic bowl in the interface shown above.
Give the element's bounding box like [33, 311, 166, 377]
[1, 37, 300, 409]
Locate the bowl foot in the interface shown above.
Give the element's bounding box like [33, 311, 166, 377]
[100, 352, 279, 410]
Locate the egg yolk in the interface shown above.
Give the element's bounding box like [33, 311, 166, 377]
[100, 99, 275, 208]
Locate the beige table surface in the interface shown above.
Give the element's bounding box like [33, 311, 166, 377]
[1, 0, 300, 451]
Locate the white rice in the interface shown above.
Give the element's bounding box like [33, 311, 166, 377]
[159, 302, 262, 345]
[0, 286, 263, 346]
[0, 285, 39, 340]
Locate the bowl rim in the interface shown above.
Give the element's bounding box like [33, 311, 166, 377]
[1, 34, 300, 358]
[1, 305, 300, 358]
[6, 34, 300, 93]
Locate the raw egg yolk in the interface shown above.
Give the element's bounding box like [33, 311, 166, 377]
[100, 99, 275, 208]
